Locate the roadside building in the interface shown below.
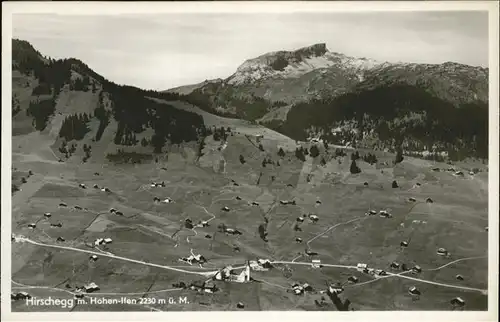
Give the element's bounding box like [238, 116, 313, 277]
[28, 223, 36, 229]
[328, 283, 344, 295]
[103, 238, 112, 244]
[311, 259, 322, 268]
[257, 259, 273, 269]
[84, 282, 100, 293]
[295, 237, 303, 243]
[305, 249, 318, 256]
[379, 210, 392, 218]
[89, 255, 98, 262]
[412, 265, 422, 273]
[12, 292, 31, 300]
[400, 241, 409, 247]
[409, 286, 421, 296]
[456, 274, 464, 281]
[309, 214, 319, 222]
[162, 197, 173, 204]
[450, 297, 465, 307]
[302, 283, 314, 292]
[348, 276, 359, 283]
[225, 228, 242, 235]
[203, 281, 217, 293]
[437, 248, 448, 256]
[390, 262, 401, 269]
[56, 237, 65, 242]
[44, 212, 52, 218]
[357, 263, 367, 272]
[291, 283, 304, 295]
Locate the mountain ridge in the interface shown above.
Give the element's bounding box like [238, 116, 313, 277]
[11, 38, 209, 165]
[167, 43, 488, 160]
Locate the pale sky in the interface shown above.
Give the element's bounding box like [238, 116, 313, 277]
[12, 11, 489, 90]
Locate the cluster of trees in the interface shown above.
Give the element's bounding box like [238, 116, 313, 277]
[261, 157, 274, 168]
[351, 151, 360, 161]
[14, 47, 72, 99]
[32, 83, 52, 96]
[58, 141, 77, 159]
[82, 144, 92, 162]
[278, 147, 286, 157]
[362, 152, 378, 165]
[273, 100, 288, 108]
[104, 85, 204, 152]
[280, 84, 488, 159]
[93, 91, 111, 141]
[185, 88, 273, 122]
[196, 137, 206, 160]
[106, 149, 153, 164]
[309, 145, 320, 158]
[69, 76, 91, 91]
[350, 160, 361, 174]
[114, 124, 139, 146]
[12, 94, 21, 116]
[59, 113, 91, 141]
[394, 147, 404, 164]
[212, 126, 229, 141]
[26, 98, 56, 131]
[295, 146, 308, 162]
[333, 148, 347, 158]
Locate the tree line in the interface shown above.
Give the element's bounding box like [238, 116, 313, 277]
[58, 113, 91, 141]
[279, 84, 488, 160]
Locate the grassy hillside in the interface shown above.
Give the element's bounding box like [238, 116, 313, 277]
[12, 39, 207, 164]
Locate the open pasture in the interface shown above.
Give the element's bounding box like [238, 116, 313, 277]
[11, 127, 489, 311]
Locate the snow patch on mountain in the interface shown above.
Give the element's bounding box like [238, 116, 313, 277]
[227, 47, 388, 85]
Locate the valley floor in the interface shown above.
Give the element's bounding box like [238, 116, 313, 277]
[10, 127, 489, 312]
